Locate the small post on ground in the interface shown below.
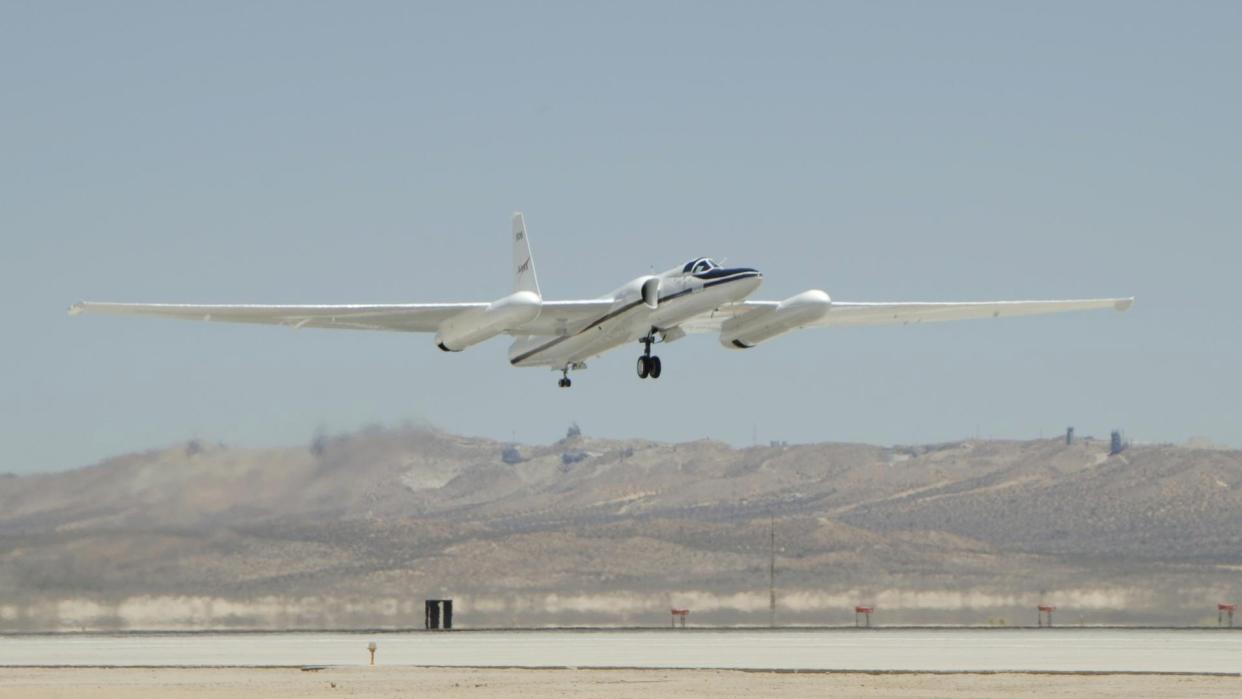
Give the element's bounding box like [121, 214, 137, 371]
[855, 606, 873, 628]
[768, 516, 776, 628]
[367, 641, 377, 666]
[1038, 605, 1056, 627]
[1219, 603, 1236, 627]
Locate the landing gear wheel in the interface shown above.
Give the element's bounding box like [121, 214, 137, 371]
[558, 369, 572, 388]
[638, 328, 664, 380]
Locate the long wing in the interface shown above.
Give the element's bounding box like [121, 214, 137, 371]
[814, 297, 1134, 327]
[68, 299, 615, 335]
[68, 301, 487, 332]
[682, 297, 1133, 333]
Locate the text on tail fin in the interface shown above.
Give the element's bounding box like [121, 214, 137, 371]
[512, 211, 541, 297]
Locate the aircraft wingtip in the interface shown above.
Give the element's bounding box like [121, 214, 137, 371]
[1114, 297, 1135, 312]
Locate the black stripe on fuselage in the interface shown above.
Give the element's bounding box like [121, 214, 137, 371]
[509, 298, 645, 365]
[509, 272, 759, 366]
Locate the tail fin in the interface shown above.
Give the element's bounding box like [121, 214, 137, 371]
[512, 211, 541, 297]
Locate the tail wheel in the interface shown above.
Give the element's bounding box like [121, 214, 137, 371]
[649, 356, 662, 379]
[636, 356, 650, 379]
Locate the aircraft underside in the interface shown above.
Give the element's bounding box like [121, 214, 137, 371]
[505, 271, 767, 387]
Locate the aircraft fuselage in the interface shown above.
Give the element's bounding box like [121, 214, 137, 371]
[508, 265, 763, 369]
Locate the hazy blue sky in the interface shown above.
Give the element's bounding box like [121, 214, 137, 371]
[3, 1, 1239, 473]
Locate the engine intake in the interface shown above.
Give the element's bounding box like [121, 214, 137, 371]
[641, 277, 661, 309]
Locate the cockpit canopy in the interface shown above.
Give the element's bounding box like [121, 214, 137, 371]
[682, 257, 722, 275]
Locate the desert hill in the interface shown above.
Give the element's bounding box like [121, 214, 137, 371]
[1, 427, 1239, 630]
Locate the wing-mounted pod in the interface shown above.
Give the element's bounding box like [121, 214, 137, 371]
[720, 290, 831, 349]
[436, 291, 542, 351]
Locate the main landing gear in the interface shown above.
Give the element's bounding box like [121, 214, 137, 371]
[556, 362, 586, 388]
[637, 329, 663, 380]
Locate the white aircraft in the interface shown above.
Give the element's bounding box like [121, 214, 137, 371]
[71, 213, 1133, 388]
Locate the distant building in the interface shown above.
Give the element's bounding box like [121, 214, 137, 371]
[1110, 430, 1126, 455]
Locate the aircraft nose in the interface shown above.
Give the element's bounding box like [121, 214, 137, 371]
[698, 266, 763, 291]
[732, 267, 762, 292]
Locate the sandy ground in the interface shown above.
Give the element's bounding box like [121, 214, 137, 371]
[1, 667, 1239, 698]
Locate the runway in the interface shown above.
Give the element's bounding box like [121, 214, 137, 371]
[2, 629, 1240, 674]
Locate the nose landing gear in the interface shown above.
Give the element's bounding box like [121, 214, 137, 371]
[636, 329, 663, 380]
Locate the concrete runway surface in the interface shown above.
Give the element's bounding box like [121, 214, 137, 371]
[2, 629, 1241, 674]
[1, 667, 1241, 699]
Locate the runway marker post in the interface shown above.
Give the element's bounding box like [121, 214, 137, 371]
[1038, 605, 1056, 627]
